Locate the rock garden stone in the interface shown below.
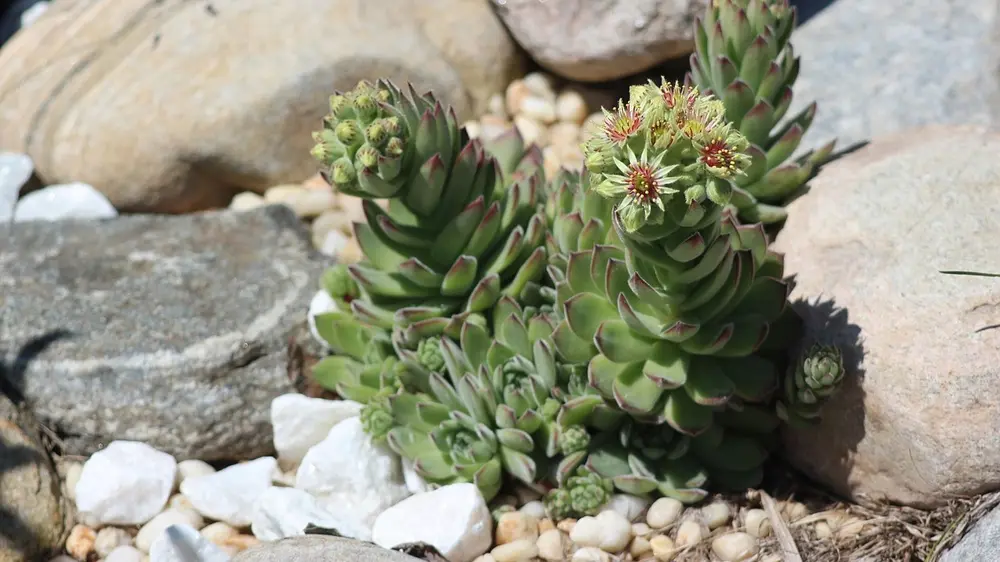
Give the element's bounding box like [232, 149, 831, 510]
[149, 524, 229, 562]
[0, 152, 33, 221]
[0, 0, 522, 213]
[250, 486, 373, 542]
[0, 205, 326, 460]
[493, 0, 706, 81]
[230, 535, 421, 562]
[180, 456, 277, 527]
[0, 393, 69, 562]
[941, 503, 1000, 562]
[776, 126, 1000, 508]
[75, 441, 176, 526]
[270, 393, 362, 469]
[12, 182, 117, 222]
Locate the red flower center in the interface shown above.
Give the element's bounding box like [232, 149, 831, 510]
[700, 138, 738, 174]
[627, 164, 659, 203]
[603, 105, 642, 144]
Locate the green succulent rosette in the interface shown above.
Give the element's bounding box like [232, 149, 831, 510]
[777, 343, 846, 427]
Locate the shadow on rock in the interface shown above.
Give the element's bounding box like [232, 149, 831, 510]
[781, 295, 868, 501]
[0, 329, 76, 407]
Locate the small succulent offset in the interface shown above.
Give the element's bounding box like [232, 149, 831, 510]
[306, 5, 845, 516]
[686, 0, 835, 224]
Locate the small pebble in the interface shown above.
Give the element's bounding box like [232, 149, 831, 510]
[538, 518, 555, 533]
[135, 508, 204, 552]
[571, 546, 610, 562]
[569, 510, 632, 553]
[556, 518, 576, 533]
[743, 509, 771, 538]
[555, 90, 588, 124]
[496, 511, 539, 544]
[177, 460, 216, 485]
[490, 538, 538, 562]
[505, 80, 531, 117]
[711, 532, 759, 561]
[473, 555, 497, 562]
[222, 534, 261, 552]
[649, 535, 676, 561]
[629, 535, 651, 558]
[674, 520, 703, 548]
[519, 96, 556, 124]
[463, 120, 482, 139]
[487, 93, 506, 117]
[65, 524, 96, 561]
[837, 517, 866, 538]
[200, 522, 239, 544]
[521, 72, 556, 99]
[64, 462, 83, 501]
[701, 502, 731, 530]
[519, 500, 546, 520]
[104, 546, 144, 562]
[319, 229, 350, 258]
[167, 494, 195, 511]
[229, 191, 265, 211]
[535, 529, 564, 561]
[814, 521, 833, 540]
[782, 501, 809, 522]
[95, 527, 133, 557]
[548, 122, 581, 147]
[513, 116, 547, 147]
[631, 522, 652, 537]
[602, 494, 649, 522]
[265, 186, 337, 218]
[479, 114, 510, 140]
[646, 498, 684, 529]
[311, 209, 352, 241]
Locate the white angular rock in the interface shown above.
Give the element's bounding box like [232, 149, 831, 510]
[136, 508, 205, 553]
[250, 486, 372, 542]
[180, 457, 277, 527]
[270, 394, 363, 469]
[149, 524, 230, 562]
[20, 1, 50, 28]
[75, 440, 177, 526]
[295, 416, 410, 528]
[307, 289, 339, 349]
[372, 483, 492, 562]
[0, 152, 33, 222]
[401, 457, 432, 495]
[14, 182, 118, 222]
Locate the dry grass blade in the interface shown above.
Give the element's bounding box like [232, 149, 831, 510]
[760, 490, 803, 562]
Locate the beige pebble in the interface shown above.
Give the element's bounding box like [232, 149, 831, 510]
[649, 535, 676, 561]
[538, 518, 555, 533]
[472, 555, 496, 562]
[488, 93, 507, 118]
[229, 191, 265, 211]
[104, 545, 144, 562]
[513, 116, 548, 147]
[837, 517, 866, 538]
[743, 508, 771, 538]
[646, 498, 684, 529]
[556, 518, 576, 533]
[496, 511, 539, 545]
[221, 534, 261, 553]
[135, 509, 204, 552]
[94, 527, 133, 557]
[711, 532, 759, 561]
[631, 522, 652, 537]
[519, 500, 546, 520]
[548, 122, 582, 148]
[168, 493, 195, 511]
[66, 524, 96, 561]
[814, 521, 833, 540]
[519, 95, 556, 124]
[522, 72, 556, 99]
[505, 80, 531, 117]
[265, 186, 337, 218]
[479, 114, 511, 141]
[781, 501, 809, 522]
[463, 120, 482, 140]
[200, 522, 239, 544]
[571, 546, 611, 562]
[674, 520, 703, 548]
[553, 143, 584, 170]
[629, 535, 652, 558]
[301, 173, 330, 191]
[582, 111, 605, 134]
[64, 462, 83, 501]
[569, 510, 632, 553]
[177, 460, 215, 485]
[535, 529, 564, 561]
[556, 90, 589, 125]
[311, 209, 353, 241]
[542, 146, 562, 179]
[491, 538, 538, 562]
[701, 502, 731, 530]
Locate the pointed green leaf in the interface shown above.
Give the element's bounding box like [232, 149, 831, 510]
[663, 390, 713, 436]
[594, 320, 657, 363]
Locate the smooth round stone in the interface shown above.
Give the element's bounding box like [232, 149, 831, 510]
[548, 122, 581, 147]
[487, 93, 507, 117]
[571, 546, 610, 562]
[65, 524, 96, 561]
[95, 527, 133, 557]
[505, 80, 530, 117]
[535, 529, 563, 561]
[513, 116, 548, 147]
[519, 95, 556, 124]
[135, 508, 204, 552]
[490, 538, 538, 562]
[646, 498, 683, 529]
[629, 535, 651, 558]
[177, 460, 216, 485]
[711, 532, 759, 561]
[674, 520, 703, 548]
[104, 546, 144, 562]
[463, 120, 482, 139]
[200, 521, 239, 545]
[569, 510, 631, 553]
[743, 509, 771, 538]
[701, 502, 732, 530]
[495, 511, 539, 545]
[649, 535, 675, 561]
[229, 191, 265, 211]
[555, 90, 588, 124]
[521, 72, 556, 99]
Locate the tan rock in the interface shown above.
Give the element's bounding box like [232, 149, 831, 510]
[493, 0, 707, 81]
[0, 0, 523, 213]
[775, 126, 1000, 508]
[65, 524, 96, 561]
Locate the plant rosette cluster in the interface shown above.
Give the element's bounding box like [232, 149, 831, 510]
[306, 14, 845, 517]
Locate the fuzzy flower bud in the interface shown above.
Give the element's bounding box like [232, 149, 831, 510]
[330, 157, 356, 186]
[365, 122, 388, 147]
[328, 94, 350, 118]
[559, 425, 591, 455]
[416, 337, 445, 373]
[385, 136, 405, 157]
[360, 397, 394, 442]
[335, 121, 362, 146]
[544, 467, 613, 519]
[355, 144, 380, 170]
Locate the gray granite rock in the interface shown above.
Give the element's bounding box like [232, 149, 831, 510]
[0, 204, 328, 460]
[941, 503, 1000, 562]
[0, 393, 71, 562]
[230, 536, 420, 562]
[788, 0, 1000, 151]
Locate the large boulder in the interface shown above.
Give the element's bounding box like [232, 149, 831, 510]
[0, 205, 327, 461]
[0, 394, 71, 562]
[494, 0, 707, 82]
[774, 126, 1000, 508]
[0, 0, 523, 213]
[786, 0, 1000, 151]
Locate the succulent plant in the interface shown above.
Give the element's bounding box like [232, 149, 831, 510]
[686, 0, 835, 224]
[543, 466, 614, 520]
[777, 343, 845, 427]
[320, 263, 360, 305]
